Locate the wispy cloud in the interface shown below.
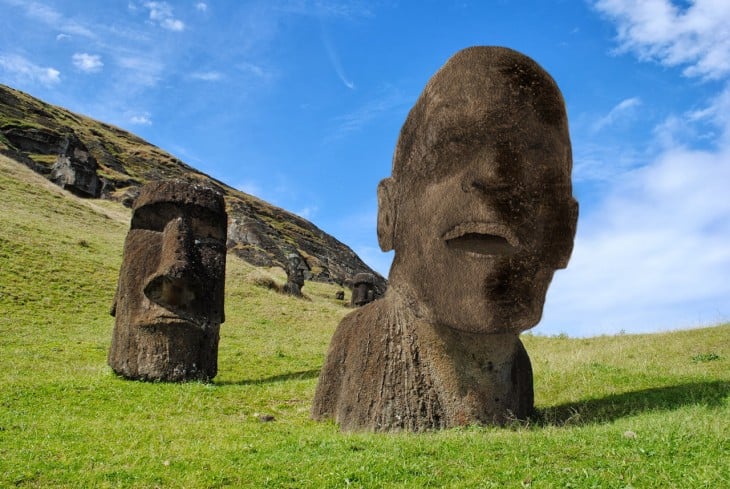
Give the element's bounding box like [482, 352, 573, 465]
[275, 0, 373, 20]
[0, 54, 60, 85]
[128, 111, 152, 125]
[594, 0, 730, 80]
[190, 71, 223, 81]
[142, 1, 185, 31]
[321, 22, 354, 89]
[72, 53, 103, 73]
[329, 87, 407, 140]
[195, 2, 208, 13]
[116, 55, 164, 87]
[5, 0, 95, 38]
[592, 96, 641, 131]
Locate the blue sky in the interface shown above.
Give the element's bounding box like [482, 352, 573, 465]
[1, 0, 729, 337]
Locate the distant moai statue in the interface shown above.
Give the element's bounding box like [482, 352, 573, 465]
[109, 180, 228, 382]
[312, 46, 578, 431]
[50, 135, 102, 198]
[335, 290, 345, 301]
[350, 273, 376, 307]
[283, 253, 308, 296]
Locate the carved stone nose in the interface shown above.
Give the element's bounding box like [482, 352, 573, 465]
[144, 217, 201, 312]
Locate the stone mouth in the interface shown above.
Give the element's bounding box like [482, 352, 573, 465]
[443, 222, 518, 256]
[140, 316, 204, 330]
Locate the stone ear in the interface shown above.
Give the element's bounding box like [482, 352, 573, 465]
[377, 178, 397, 252]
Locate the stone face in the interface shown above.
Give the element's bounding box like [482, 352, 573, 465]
[312, 46, 578, 431]
[350, 272, 376, 307]
[50, 136, 102, 198]
[109, 180, 227, 382]
[283, 253, 308, 296]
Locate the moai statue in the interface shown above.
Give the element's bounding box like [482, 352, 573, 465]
[109, 180, 228, 382]
[283, 253, 307, 296]
[312, 46, 578, 431]
[350, 273, 376, 307]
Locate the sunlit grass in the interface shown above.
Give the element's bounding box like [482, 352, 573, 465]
[1, 155, 728, 488]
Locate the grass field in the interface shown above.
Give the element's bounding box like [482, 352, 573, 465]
[1, 154, 728, 488]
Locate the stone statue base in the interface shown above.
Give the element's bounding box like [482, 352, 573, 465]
[311, 296, 533, 431]
[109, 323, 220, 382]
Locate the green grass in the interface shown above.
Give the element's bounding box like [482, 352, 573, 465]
[1, 154, 728, 488]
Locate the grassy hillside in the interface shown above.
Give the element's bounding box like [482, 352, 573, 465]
[1, 153, 728, 488]
[0, 83, 387, 291]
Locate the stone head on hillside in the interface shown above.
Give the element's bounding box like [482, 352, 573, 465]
[109, 180, 228, 382]
[350, 272, 376, 307]
[283, 253, 308, 296]
[312, 46, 578, 431]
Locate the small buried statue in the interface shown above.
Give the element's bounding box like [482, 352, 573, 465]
[311, 46, 578, 431]
[109, 180, 227, 382]
[350, 273, 376, 307]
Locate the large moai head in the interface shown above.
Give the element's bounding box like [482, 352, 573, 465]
[377, 46, 578, 334]
[109, 180, 227, 381]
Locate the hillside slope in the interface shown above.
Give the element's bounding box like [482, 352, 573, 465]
[0, 83, 386, 293]
[1, 151, 728, 487]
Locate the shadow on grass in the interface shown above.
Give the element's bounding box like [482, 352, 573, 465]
[535, 380, 729, 426]
[216, 368, 321, 386]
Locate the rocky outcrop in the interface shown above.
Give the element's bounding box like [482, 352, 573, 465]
[0, 83, 387, 291]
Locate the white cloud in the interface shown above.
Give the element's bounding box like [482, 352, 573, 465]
[542, 129, 730, 335]
[594, 0, 730, 80]
[592, 96, 641, 131]
[238, 62, 270, 79]
[543, 2, 730, 335]
[56, 33, 70, 41]
[129, 112, 152, 125]
[190, 71, 223, 81]
[0, 54, 61, 85]
[72, 53, 103, 73]
[195, 2, 208, 12]
[143, 1, 185, 31]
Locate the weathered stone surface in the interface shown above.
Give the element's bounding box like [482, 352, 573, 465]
[312, 46, 578, 431]
[350, 272, 376, 307]
[109, 180, 227, 382]
[50, 135, 102, 198]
